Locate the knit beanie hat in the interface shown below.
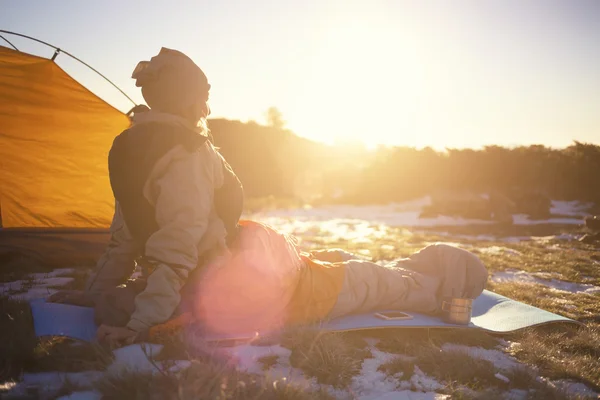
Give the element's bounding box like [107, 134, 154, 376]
[131, 47, 211, 117]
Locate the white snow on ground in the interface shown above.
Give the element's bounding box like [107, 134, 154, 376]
[426, 241, 473, 249]
[2, 198, 597, 399]
[430, 232, 579, 244]
[225, 340, 450, 400]
[226, 344, 293, 375]
[512, 214, 584, 225]
[226, 343, 333, 395]
[107, 344, 164, 374]
[491, 269, 600, 294]
[0, 269, 80, 301]
[438, 344, 600, 398]
[251, 205, 495, 231]
[28, 268, 76, 280]
[0, 276, 74, 300]
[253, 217, 395, 244]
[248, 197, 586, 232]
[350, 347, 403, 397]
[478, 246, 522, 256]
[532, 233, 577, 242]
[404, 366, 446, 393]
[4, 330, 598, 399]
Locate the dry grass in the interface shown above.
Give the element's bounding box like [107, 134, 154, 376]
[57, 269, 92, 291]
[417, 347, 502, 390]
[282, 329, 371, 388]
[508, 326, 600, 392]
[0, 297, 37, 382]
[2, 223, 600, 399]
[0, 248, 48, 283]
[375, 330, 504, 391]
[258, 355, 280, 371]
[378, 356, 414, 380]
[29, 337, 113, 373]
[374, 328, 500, 357]
[96, 359, 335, 400]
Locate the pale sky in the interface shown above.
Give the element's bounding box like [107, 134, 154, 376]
[2, 0, 599, 149]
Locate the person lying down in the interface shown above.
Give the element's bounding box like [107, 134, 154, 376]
[189, 220, 488, 338]
[51, 220, 488, 346]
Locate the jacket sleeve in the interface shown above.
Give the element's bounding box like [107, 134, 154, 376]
[126, 145, 216, 332]
[85, 203, 140, 294]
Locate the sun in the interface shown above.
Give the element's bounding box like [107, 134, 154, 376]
[291, 21, 435, 149]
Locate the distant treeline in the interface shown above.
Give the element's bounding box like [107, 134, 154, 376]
[209, 118, 600, 204]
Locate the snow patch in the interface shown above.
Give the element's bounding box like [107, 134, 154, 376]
[255, 217, 392, 243]
[227, 344, 326, 394]
[0, 276, 74, 300]
[494, 372, 510, 383]
[532, 234, 577, 243]
[478, 246, 522, 256]
[406, 366, 445, 392]
[512, 214, 583, 226]
[225, 344, 292, 376]
[249, 199, 496, 231]
[107, 344, 164, 374]
[427, 241, 472, 249]
[226, 341, 449, 399]
[491, 270, 600, 294]
[351, 348, 401, 397]
[249, 198, 586, 232]
[28, 268, 76, 280]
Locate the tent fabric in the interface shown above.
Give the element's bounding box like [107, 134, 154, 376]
[0, 46, 130, 228]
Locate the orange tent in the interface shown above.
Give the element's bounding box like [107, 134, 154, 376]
[0, 45, 130, 228]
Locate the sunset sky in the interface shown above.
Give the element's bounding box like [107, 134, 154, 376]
[2, 0, 599, 149]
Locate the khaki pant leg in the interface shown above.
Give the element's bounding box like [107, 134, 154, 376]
[327, 260, 440, 320]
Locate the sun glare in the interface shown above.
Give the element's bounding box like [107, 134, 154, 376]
[292, 17, 437, 149]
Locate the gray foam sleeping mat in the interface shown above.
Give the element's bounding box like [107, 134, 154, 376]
[30, 290, 580, 343]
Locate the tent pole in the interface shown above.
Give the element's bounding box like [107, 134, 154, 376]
[0, 30, 136, 107]
[0, 34, 18, 51]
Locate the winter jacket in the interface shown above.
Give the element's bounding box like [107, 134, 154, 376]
[86, 111, 241, 332]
